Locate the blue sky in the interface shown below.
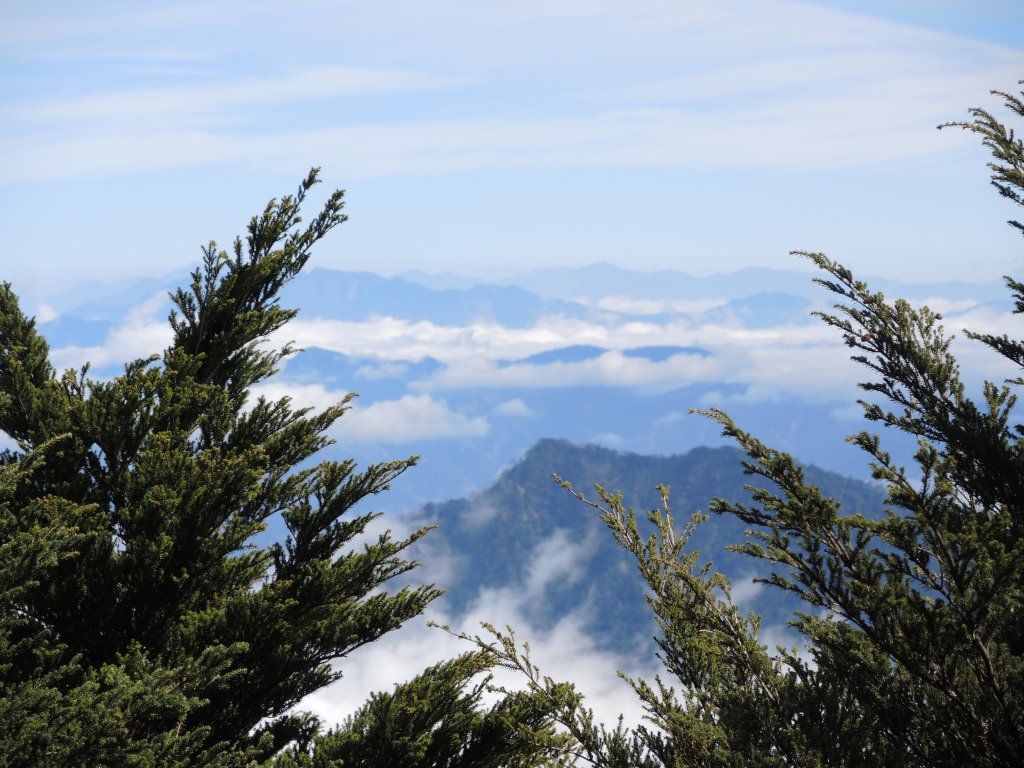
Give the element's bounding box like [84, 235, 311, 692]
[3, 0, 1024, 301]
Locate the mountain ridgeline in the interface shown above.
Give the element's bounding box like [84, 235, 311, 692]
[412, 439, 886, 654]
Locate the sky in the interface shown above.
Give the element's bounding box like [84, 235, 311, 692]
[3, 0, 1024, 303]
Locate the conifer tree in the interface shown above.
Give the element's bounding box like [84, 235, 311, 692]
[0, 170, 564, 767]
[465, 85, 1024, 767]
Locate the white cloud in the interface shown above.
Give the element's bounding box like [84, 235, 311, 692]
[907, 296, 986, 315]
[49, 291, 172, 372]
[2, 66, 457, 131]
[458, 502, 501, 530]
[299, 524, 658, 735]
[354, 361, 410, 380]
[252, 382, 489, 443]
[39, 291, 851, 402]
[760, 622, 808, 661]
[425, 350, 720, 392]
[44, 282, 1023, 409]
[493, 398, 536, 417]
[336, 394, 490, 444]
[249, 382, 490, 444]
[521, 528, 597, 596]
[0, 431, 18, 453]
[654, 409, 688, 428]
[4, 88, 1015, 185]
[593, 295, 728, 315]
[590, 432, 625, 449]
[282, 314, 621, 365]
[730, 575, 765, 608]
[34, 304, 59, 323]
[250, 381, 352, 413]
[829, 403, 867, 422]
[271, 311, 904, 403]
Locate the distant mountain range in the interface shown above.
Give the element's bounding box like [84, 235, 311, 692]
[402, 262, 1010, 304]
[406, 438, 886, 655]
[23, 262, 1008, 512]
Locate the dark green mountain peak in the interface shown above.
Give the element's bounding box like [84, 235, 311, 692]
[412, 439, 884, 654]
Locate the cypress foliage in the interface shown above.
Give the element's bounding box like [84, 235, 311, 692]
[0, 170, 563, 766]
[274, 651, 569, 768]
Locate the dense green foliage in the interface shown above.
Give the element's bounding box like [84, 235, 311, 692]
[274, 651, 567, 768]
[462, 86, 1024, 767]
[0, 171, 563, 766]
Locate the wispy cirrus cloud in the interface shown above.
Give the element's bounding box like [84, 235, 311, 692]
[2, 93, 1017, 185]
[3, 1, 1022, 184]
[2, 66, 460, 130]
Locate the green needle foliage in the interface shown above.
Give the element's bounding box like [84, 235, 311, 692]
[274, 650, 570, 768]
[0, 170, 563, 767]
[470, 85, 1024, 767]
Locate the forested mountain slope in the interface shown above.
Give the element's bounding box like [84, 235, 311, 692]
[412, 439, 885, 653]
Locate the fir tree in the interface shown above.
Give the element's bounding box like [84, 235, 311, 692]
[465, 84, 1024, 767]
[0, 170, 564, 767]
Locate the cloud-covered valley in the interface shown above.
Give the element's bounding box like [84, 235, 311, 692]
[40, 266, 1015, 457]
